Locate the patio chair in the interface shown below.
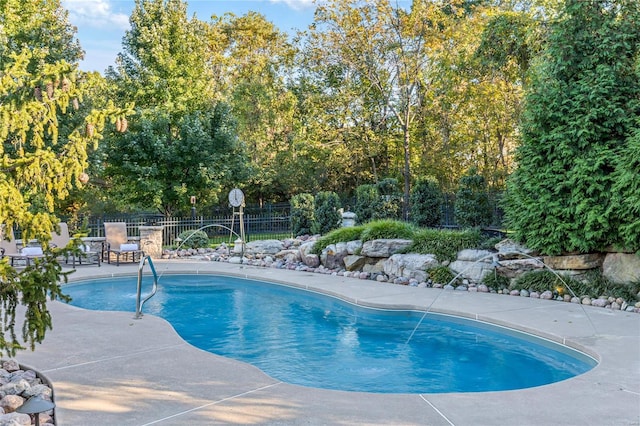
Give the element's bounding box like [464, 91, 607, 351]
[51, 222, 100, 267]
[0, 225, 45, 267]
[104, 222, 144, 266]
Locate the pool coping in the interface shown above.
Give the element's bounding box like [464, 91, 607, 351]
[15, 260, 640, 425]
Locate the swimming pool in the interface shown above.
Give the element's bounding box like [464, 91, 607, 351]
[64, 274, 596, 394]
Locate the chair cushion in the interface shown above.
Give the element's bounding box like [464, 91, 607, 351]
[21, 247, 43, 255]
[120, 243, 139, 251]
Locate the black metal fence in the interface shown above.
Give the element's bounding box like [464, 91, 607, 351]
[82, 204, 292, 246]
[79, 194, 503, 246]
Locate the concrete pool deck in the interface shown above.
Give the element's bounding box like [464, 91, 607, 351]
[15, 259, 640, 425]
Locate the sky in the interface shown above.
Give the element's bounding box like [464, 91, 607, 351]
[61, 0, 319, 73]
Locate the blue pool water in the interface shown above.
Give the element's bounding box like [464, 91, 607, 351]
[64, 274, 596, 393]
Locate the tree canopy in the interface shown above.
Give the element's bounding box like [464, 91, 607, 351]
[0, 0, 131, 355]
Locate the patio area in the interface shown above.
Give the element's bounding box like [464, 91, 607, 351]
[15, 259, 640, 425]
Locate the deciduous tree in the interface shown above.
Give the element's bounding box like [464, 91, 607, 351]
[105, 0, 248, 215]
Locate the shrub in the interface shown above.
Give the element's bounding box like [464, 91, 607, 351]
[427, 266, 455, 285]
[311, 191, 342, 235]
[177, 229, 209, 249]
[568, 270, 640, 301]
[290, 193, 315, 236]
[482, 272, 509, 291]
[454, 168, 492, 228]
[354, 180, 402, 224]
[354, 184, 378, 224]
[477, 236, 503, 251]
[375, 178, 402, 220]
[502, 1, 639, 255]
[310, 226, 366, 255]
[410, 177, 443, 227]
[511, 270, 572, 293]
[360, 219, 415, 242]
[404, 228, 481, 262]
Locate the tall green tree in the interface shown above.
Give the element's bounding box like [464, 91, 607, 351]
[454, 168, 493, 228]
[108, 0, 214, 117]
[104, 0, 248, 214]
[105, 105, 247, 216]
[212, 12, 298, 203]
[504, 0, 640, 254]
[304, 0, 455, 218]
[0, 0, 128, 355]
[609, 123, 640, 252]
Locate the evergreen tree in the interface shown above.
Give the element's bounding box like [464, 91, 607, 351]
[290, 193, 315, 236]
[410, 177, 443, 227]
[503, 0, 640, 255]
[0, 0, 128, 355]
[311, 191, 342, 235]
[609, 123, 640, 251]
[454, 168, 492, 228]
[354, 184, 379, 224]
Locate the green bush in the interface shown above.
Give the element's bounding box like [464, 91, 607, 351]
[290, 193, 315, 236]
[511, 270, 572, 293]
[354, 184, 379, 224]
[360, 219, 415, 242]
[502, 1, 639, 255]
[311, 191, 342, 235]
[354, 180, 402, 224]
[481, 272, 509, 291]
[410, 177, 443, 227]
[454, 168, 492, 228]
[610, 125, 640, 252]
[310, 226, 366, 255]
[427, 266, 455, 285]
[375, 178, 402, 220]
[404, 228, 481, 262]
[568, 270, 640, 301]
[177, 229, 209, 249]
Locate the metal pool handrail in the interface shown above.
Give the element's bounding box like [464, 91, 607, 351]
[135, 255, 158, 319]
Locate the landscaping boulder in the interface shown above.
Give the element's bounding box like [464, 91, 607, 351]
[275, 249, 301, 263]
[0, 395, 23, 413]
[602, 253, 640, 284]
[320, 243, 348, 270]
[0, 412, 31, 426]
[543, 253, 604, 270]
[495, 239, 536, 259]
[383, 254, 438, 282]
[299, 241, 320, 268]
[361, 239, 412, 258]
[345, 240, 363, 255]
[363, 259, 385, 274]
[344, 255, 367, 272]
[448, 249, 496, 283]
[494, 258, 544, 279]
[245, 239, 284, 255]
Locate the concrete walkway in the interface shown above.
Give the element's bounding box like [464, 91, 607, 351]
[15, 260, 640, 425]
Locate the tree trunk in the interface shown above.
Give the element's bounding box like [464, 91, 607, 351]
[402, 123, 411, 221]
